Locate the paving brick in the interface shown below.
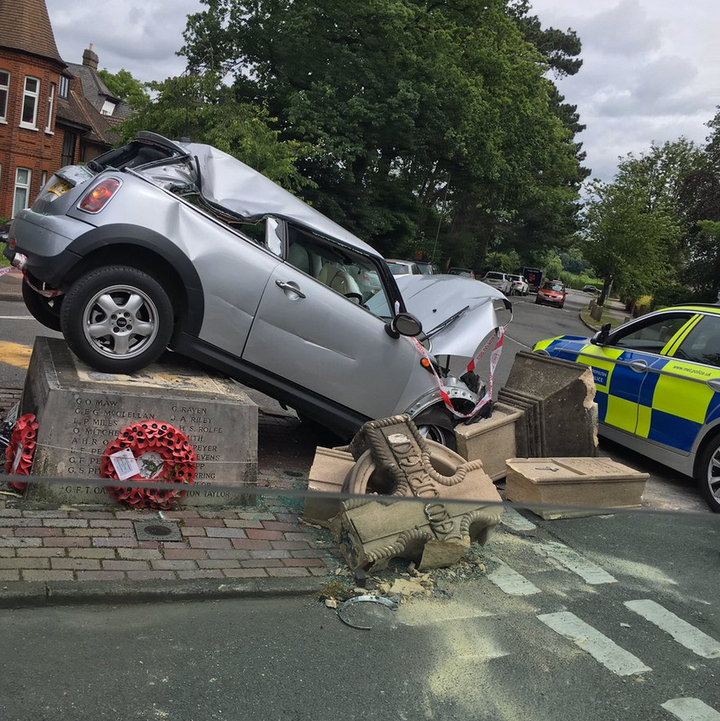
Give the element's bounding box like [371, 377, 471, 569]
[177, 569, 224, 579]
[77, 571, 126, 581]
[163, 549, 207, 560]
[127, 570, 177, 581]
[42, 519, 89, 528]
[138, 541, 160, 549]
[70, 511, 115, 519]
[248, 550, 292, 559]
[180, 526, 206, 537]
[241, 559, 284, 568]
[15, 527, 56, 537]
[262, 521, 300, 532]
[64, 528, 109, 537]
[197, 560, 242, 569]
[161, 541, 191, 550]
[275, 513, 301, 523]
[237, 512, 275, 521]
[113, 511, 155, 520]
[206, 527, 247, 539]
[90, 519, 133, 528]
[198, 511, 238, 519]
[271, 541, 311, 551]
[51, 558, 101, 571]
[188, 537, 231, 549]
[231, 539, 272, 551]
[108, 527, 136, 537]
[309, 567, 330, 576]
[223, 568, 268, 578]
[162, 511, 200, 519]
[206, 550, 251, 560]
[103, 560, 150, 571]
[17, 547, 65, 557]
[0, 558, 49, 569]
[151, 560, 198, 571]
[0, 518, 43, 527]
[92, 537, 138, 548]
[290, 550, 330, 559]
[68, 548, 117, 559]
[0, 509, 21, 518]
[224, 519, 263, 529]
[22, 569, 74, 582]
[282, 558, 326, 567]
[0, 538, 41, 547]
[0, 528, 14, 536]
[283, 532, 312, 541]
[266, 567, 311, 577]
[23, 511, 69, 518]
[181, 518, 225, 527]
[245, 529, 284, 541]
[117, 548, 163, 560]
[0, 548, 15, 557]
[44, 537, 91, 548]
[0, 570, 20, 581]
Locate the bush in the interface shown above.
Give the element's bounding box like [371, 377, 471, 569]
[559, 271, 604, 290]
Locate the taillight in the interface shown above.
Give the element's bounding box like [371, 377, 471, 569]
[78, 178, 121, 213]
[8, 236, 16, 250]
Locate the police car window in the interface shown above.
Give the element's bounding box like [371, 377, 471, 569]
[613, 314, 690, 353]
[674, 316, 720, 368]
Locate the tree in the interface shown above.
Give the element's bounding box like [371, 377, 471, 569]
[97, 68, 149, 109]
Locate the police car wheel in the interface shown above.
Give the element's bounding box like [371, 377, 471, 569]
[696, 434, 720, 513]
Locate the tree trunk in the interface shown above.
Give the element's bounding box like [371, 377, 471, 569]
[598, 276, 612, 307]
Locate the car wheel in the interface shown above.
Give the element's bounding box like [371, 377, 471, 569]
[696, 433, 720, 513]
[60, 265, 174, 374]
[413, 405, 458, 451]
[22, 278, 63, 332]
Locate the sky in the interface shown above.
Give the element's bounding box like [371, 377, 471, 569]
[45, 0, 720, 183]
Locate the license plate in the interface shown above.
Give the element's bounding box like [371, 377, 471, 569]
[47, 178, 72, 197]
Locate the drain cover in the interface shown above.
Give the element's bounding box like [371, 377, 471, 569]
[133, 520, 182, 542]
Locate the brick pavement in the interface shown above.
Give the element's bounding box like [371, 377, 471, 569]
[0, 506, 341, 585]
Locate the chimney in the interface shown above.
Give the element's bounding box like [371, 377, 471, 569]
[82, 43, 99, 70]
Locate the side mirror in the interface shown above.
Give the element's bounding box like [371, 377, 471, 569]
[591, 322, 611, 346]
[385, 312, 423, 339]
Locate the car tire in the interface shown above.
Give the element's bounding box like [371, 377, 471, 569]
[60, 265, 174, 374]
[696, 433, 720, 513]
[22, 278, 63, 332]
[413, 405, 458, 451]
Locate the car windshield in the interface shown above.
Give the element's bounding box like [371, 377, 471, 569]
[543, 282, 564, 292]
[485, 272, 503, 279]
[387, 262, 410, 276]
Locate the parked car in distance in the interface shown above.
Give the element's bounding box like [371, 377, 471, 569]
[482, 271, 511, 295]
[506, 273, 529, 296]
[5, 132, 510, 445]
[583, 284, 600, 294]
[448, 267, 476, 279]
[535, 279, 567, 308]
[413, 259, 441, 275]
[533, 304, 720, 512]
[386, 259, 422, 276]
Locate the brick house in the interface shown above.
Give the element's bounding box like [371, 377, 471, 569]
[0, 0, 130, 221]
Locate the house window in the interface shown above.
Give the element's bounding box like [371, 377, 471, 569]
[61, 132, 76, 167]
[58, 75, 69, 99]
[21, 76, 39, 128]
[40, 170, 48, 189]
[12, 168, 32, 217]
[100, 99, 116, 116]
[0, 70, 8, 122]
[45, 83, 55, 132]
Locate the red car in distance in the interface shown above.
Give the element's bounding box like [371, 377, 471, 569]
[535, 279, 567, 309]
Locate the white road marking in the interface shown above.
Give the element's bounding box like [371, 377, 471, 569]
[487, 557, 541, 596]
[625, 600, 720, 659]
[504, 333, 532, 350]
[661, 698, 720, 721]
[536, 541, 617, 584]
[537, 611, 651, 676]
[502, 507, 537, 531]
[0, 315, 33, 319]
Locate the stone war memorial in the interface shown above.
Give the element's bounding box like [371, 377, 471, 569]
[17, 337, 258, 507]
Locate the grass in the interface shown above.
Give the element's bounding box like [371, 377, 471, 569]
[580, 305, 627, 331]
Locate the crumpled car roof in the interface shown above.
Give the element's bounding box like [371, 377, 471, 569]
[179, 140, 381, 259]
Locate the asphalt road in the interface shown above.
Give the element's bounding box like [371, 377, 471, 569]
[1, 509, 718, 721]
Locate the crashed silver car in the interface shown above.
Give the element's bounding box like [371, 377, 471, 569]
[4, 132, 510, 442]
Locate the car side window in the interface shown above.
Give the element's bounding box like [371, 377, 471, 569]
[674, 316, 720, 368]
[285, 225, 393, 319]
[612, 314, 691, 354]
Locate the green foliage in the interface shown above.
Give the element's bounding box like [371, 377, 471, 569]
[484, 249, 522, 274]
[115, 74, 314, 192]
[558, 271, 603, 290]
[97, 68, 149, 109]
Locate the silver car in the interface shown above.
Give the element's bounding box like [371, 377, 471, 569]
[4, 133, 510, 443]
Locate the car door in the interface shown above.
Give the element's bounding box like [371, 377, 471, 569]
[241, 226, 431, 421]
[576, 312, 695, 435]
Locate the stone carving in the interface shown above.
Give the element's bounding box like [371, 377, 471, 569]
[327, 415, 502, 571]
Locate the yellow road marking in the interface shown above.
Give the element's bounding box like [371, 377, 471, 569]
[0, 340, 32, 369]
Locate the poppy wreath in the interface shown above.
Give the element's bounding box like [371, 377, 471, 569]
[3, 413, 38, 492]
[100, 421, 197, 510]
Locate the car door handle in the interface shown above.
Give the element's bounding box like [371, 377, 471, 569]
[275, 279, 306, 299]
[708, 378, 720, 392]
[629, 359, 649, 373]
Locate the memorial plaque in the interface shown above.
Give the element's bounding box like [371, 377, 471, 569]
[20, 337, 258, 508]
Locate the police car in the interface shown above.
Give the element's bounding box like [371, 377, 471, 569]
[533, 305, 720, 512]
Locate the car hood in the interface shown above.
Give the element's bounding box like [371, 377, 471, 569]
[395, 275, 511, 362]
[179, 142, 381, 259]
